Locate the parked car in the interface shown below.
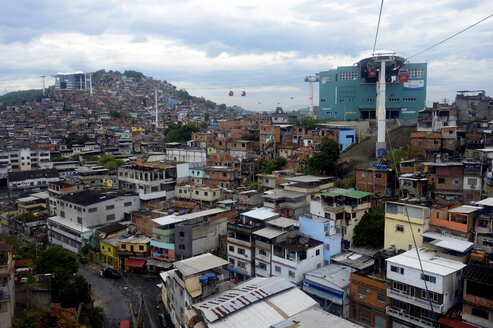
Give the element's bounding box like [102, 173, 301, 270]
[158, 314, 168, 328]
[119, 320, 130, 328]
[100, 268, 121, 279]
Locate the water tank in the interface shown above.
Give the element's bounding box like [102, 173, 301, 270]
[199, 276, 209, 284]
[205, 273, 215, 281]
[375, 164, 382, 169]
[168, 210, 173, 215]
[178, 210, 185, 215]
[381, 165, 388, 170]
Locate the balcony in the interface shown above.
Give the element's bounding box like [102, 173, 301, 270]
[386, 306, 434, 328]
[387, 288, 444, 313]
[464, 293, 493, 310]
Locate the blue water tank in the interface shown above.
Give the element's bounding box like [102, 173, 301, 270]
[168, 210, 173, 215]
[205, 273, 215, 281]
[375, 164, 382, 169]
[0, 290, 3, 299]
[199, 276, 208, 284]
[178, 210, 185, 215]
[381, 165, 388, 170]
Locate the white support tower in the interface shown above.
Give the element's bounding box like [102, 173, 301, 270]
[376, 60, 386, 157]
[40, 75, 46, 96]
[155, 90, 158, 128]
[89, 73, 93, 96]
[304, 74, 320, 118]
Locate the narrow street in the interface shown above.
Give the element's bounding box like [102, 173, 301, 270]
[79, 265, 164, 328]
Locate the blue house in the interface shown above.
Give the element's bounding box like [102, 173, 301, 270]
[299, 215, 341, 265]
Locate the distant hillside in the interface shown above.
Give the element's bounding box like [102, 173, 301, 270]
[0, 89, 45, 108]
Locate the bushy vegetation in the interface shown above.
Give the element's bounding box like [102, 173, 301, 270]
[0, 89, 44, 109]
[353, 207, 385, 247]
[304, 137, 340, 176]
[261, 157, 287, 174]
[97, 154, 125, 170]
[164, 123, 200, 143]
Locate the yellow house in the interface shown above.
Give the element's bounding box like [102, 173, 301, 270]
[384, 201, 431, 253]
[102, 177, 113, 189]
[99, 238, 120, 270]
[160, 272, 169, 311]
[131, 127, 145, 132]
[118, 235, 151, 271]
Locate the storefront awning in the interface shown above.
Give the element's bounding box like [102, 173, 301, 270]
[125, 259, 146, 268]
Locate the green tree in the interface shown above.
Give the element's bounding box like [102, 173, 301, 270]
[14, 310, 37, 328]
[98, 154, 125, 170]
[204, 112, 210, 122]
[241, 133, 257, 141]
[75, 133, 89, 145]
[59, 275, 91, 307]
[109, 110, 122, 118]
[218, 103, 227, 110]
[249, 182, 259, 190]
[276, 156, 287, 169]
[164, 123, 200, 143]
[35, 245, 78, 274]
[298, 115, 319, 130]
[305, 137, 340, 176]
[353, 207, 385, 247]
[261, 160, 278, 174]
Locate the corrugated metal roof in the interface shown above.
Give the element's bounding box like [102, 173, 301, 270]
[194, 277, 293, 323]
[475, 198, 493, 206]
[447, 205, 482, 214]
[196, 278, 317, 328]
[253, 227, 286, 239]
[174, 253, 229, 277]
[242, 207, 278, 221]
[422, 232, 473, 253]
[322, 189, 372, 199]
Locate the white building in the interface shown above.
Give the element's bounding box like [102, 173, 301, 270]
[165, 148, 207, 166]
[386, 248, 466, 328]
[8, 168, 60, 197]
[118, 163, 189, 202]
[0, 147, 51, 172]
[165, 253, 229, 328]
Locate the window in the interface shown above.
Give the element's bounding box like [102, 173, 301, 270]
[421, 290, 439, 302]
[288, 270, 295, 278]
[259, 249, 267, 256]
[377, 293, 386, 303]
[77, 217, 82, 224]
[359, 309, 371, 325]
[361, 172, 366, 178]
[60, 211, 65, 217]
[438, 177, 445, 184]
[316, 249, 320, 256]
[204, 192, 208, 196]
[179, 244, 185, 250]
[229, 258, 235, 265]
[229, 245, 235, 252]
[195, 191, 199, 195]
[421, 274, 436, 283]
[391, 265, 404, 274]
[471, 307, 489, 320]
[238, 248, 245, 255]
[409, 68, 424, 79]
[391, 299, 407, 310]
[393, 281, 407, 292]
[421, 308, 434, 320]
[106, 204, 115, 210]
[179, 231, 185, 237]
[396, 224, 404, 232]
[275, 266, 281, 273]
[358, 287, 369, 295]
[338, 70, 357, 80]
[468, 178, 478, 186]
[124, 201, 132, 207]
[257, 262, 267, 270]
[89, 207, 97, 213]
[106, 214, 115, 221]
[121, 244, 126, 249]
[237, 261, 246, 269]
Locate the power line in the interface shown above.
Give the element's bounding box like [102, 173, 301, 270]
[181, 77, 304, 90]
[407, 13, 493, 60]
[372, 0, 385, 55]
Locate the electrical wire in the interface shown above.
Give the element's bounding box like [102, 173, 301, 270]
[372, 0, 385, 55]
[386, 130, 438, 327]
[407, 13, 493, 60]
[181, 77, 304, 90]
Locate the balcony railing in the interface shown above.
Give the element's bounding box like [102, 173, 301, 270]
[387, 288, 444, 313]
[386, 306, 434, 328]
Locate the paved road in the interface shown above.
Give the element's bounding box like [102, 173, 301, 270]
[79, 265, 164, 328]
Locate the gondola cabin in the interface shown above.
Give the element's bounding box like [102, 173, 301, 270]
[229, 90, 234, 96]
[368, 67, 377, 78]
[398, 69, 409, 83]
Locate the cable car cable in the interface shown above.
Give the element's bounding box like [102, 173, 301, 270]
[372, 0, 385, 56]
[407, 13, 493, 60]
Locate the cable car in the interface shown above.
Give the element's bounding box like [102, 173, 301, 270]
[398, 69, 409, 83]
[368, 66, 377, 78]
[241, 90, 246, 96]
[229, 90, 234, 96]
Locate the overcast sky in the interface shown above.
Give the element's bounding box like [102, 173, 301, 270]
[1, 0, 492, 111]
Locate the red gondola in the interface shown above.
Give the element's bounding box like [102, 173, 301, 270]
[241, 90, 246, 96]
[368, 67, 377, 78]
[229, 90, 234, 96]
[398, 69, 409, 83]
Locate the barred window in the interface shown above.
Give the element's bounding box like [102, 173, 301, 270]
[409, 68, 424, 79]
[338, 71, 358, 80]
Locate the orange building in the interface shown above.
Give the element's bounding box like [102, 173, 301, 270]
[350, 268, 390, 328]
[430, 204, 480, 240]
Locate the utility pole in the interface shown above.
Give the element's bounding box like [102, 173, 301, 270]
[40, 75, 46, 96]
[155, 90, 158, 128]
[376, 60, 386, 157]
[304, 74, 320, 118]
